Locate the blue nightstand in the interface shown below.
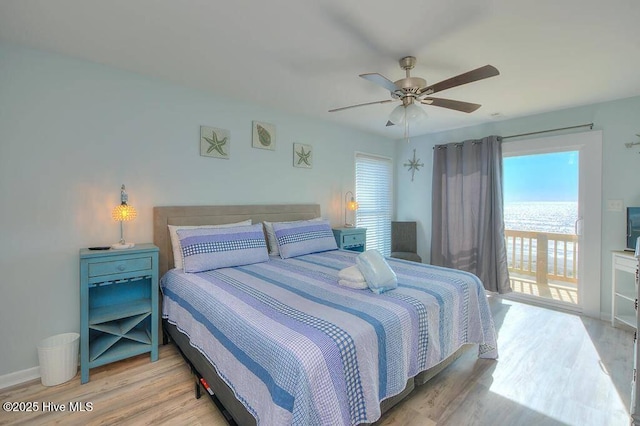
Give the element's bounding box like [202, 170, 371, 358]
[333, 227, 366, 252]
[79, 244, 159, 383]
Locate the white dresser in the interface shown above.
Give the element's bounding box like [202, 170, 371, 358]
[612, 251, 638, 329]
[616, 250, 640, 424]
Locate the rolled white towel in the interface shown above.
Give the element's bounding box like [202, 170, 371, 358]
[338, 279, 368, 290]
[356, 249, 398, 294]
[338, 265, 366, 283]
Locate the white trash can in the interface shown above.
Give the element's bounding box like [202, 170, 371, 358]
[37, 332, 80, 386]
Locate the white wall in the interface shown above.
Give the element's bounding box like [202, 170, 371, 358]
[395, 95, 640, 319]
[0, 44, 394, 377]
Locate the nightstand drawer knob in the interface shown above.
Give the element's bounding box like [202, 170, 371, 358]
[117, 264, 126, 272]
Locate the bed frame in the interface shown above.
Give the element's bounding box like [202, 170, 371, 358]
[153, 204, 467, 425]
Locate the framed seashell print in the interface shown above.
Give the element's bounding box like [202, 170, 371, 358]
[293, 143, 312, 168]
[252, 121, 276, 150]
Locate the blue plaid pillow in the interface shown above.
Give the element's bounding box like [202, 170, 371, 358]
[272, 219, 338, 259]
[177, 224, 269, 272]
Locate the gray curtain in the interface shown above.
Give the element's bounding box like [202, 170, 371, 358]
[430, 135, 511, 294]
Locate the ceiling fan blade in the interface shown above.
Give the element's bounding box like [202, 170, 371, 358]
[419, 65, 499, 96]
[421, 97, 482, 113]
[360, 73, 400, 93]
[328, 99, 394, 113]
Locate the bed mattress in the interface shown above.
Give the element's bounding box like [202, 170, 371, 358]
[161, 250, 497, 425]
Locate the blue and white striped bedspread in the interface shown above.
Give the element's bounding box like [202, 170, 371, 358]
[161, 250, 497, 426]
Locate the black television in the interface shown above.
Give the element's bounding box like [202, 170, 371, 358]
[627, 207, 640, 250]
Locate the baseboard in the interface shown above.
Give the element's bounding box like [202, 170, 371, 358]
[0, 366, 40, 390]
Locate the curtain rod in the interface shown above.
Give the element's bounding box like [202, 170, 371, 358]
[502, 123, 593, 140]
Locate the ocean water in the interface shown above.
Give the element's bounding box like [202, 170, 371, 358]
[503, 201, 579, 277]
[504, 201, 578, 234]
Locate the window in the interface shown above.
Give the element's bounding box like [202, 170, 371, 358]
[355, 152, 393, 256]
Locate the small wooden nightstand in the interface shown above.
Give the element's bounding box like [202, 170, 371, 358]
[332, 227, 366, 252]
[79, 244, 159, 384]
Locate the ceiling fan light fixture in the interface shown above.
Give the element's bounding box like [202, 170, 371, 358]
[405, 103, 428, 123]
[389, 104, 406, 125]
[388, 102, 427, 126]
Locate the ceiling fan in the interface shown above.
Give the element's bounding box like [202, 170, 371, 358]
[329, 57, 500, 126]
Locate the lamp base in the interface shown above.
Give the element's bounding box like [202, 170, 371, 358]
[111, 242, 135, 250]
[344, 223, 355, 228]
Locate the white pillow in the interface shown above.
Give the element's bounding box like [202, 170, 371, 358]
[168, 220, 251, 269]
[263, 217, 322, 256]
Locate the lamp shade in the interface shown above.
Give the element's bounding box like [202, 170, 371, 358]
[344, 191, 358, 227]
[389, 104, 406, 125]
[111, 184, 136, 249]
[405, 103, 427, 122]
[112, 204, 137, 222]
[388, 103, 427, 126]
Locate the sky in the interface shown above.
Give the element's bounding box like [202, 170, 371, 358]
[503, 151, 578, 203]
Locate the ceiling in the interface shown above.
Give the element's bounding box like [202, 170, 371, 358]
[1, 0, 639, 139]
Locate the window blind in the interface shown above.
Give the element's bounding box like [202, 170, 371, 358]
[355, 152, 393, 256]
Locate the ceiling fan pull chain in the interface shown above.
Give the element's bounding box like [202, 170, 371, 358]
[404, 116, 410, 143]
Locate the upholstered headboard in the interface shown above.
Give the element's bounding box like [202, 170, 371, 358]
[153, 204, 321, 276]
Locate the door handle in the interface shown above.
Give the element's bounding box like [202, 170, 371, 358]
[575, 217, 583, 236]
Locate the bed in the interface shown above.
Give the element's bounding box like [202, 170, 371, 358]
[153, 204, 497, 426]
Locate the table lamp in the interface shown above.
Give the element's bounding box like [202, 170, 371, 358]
[111, 184, 137, 249]
[344, 191, 359, 227]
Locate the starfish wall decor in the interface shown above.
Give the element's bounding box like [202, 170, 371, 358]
[404, 149, 424, 182]
[293, 143, 313, 168]
[200, 126, 230, 159]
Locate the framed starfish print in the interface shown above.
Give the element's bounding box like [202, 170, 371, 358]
[293, 143, 312, 168]
[200, 126, 230, 159]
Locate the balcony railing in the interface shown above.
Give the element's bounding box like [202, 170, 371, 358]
[504, 229, 578, 284]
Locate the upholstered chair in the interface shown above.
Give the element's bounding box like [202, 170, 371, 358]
[390, 221, 422, 263]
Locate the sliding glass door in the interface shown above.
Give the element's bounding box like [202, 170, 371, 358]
[502, 131, 602, 316]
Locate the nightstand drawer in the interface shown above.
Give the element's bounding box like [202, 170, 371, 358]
[88, 256, 152, 278]
[342, 233, 365, 247]
[333, 227, 366, 252]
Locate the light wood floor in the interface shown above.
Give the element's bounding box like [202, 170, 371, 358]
[0, 297, 633, 426]
[509, 274, 578, 305]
